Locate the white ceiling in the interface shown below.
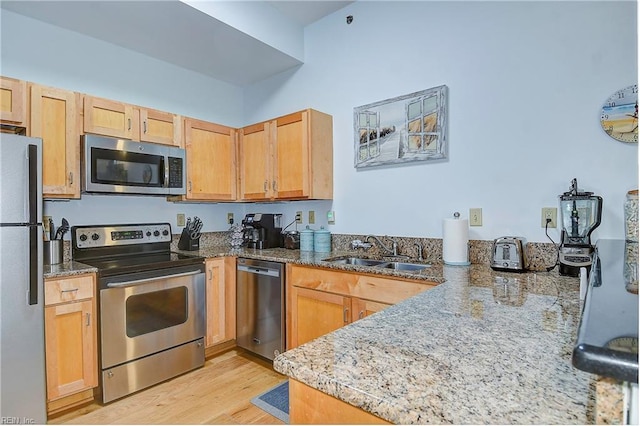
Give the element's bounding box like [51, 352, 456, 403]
[0, 1, 354, 86]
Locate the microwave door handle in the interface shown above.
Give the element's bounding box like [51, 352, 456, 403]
[164, 157, 170, 188]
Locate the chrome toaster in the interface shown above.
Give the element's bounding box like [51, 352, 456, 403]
[491, 236, 527, 272]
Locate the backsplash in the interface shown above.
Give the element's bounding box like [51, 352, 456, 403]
[172, 232, 559, 272]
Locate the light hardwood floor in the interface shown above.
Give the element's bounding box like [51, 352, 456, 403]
[48, 349, 286, 425]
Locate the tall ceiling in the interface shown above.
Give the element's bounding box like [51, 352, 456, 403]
[0, 1, 354, 86]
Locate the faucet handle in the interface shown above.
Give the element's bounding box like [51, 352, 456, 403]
[351, 239, 372, 250]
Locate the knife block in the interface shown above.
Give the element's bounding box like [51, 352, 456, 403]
[178, 228, 200, 251]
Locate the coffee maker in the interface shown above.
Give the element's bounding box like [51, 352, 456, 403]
[558, 178, 603, 276]
[241, 213, 283, 249]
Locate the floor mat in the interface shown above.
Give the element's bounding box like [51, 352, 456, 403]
[250, 380, 289, 423]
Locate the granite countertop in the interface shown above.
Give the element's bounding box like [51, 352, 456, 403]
[44, 260, 97, 279]
[274, 264, 595, 424]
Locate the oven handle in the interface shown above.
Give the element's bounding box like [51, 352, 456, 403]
[106, 270, 201, 288]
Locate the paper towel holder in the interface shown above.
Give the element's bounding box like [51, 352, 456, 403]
[443, 212, 471, 266]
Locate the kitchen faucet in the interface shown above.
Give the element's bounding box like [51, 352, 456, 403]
[365, 235, 399, 256]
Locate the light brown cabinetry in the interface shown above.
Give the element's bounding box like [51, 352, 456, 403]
[83, 95, 181, 146]
[205, 257, 237, 355]
[238, 109, 333, 201]
[238, 121, 271, 201]
[30, 84, 81, 198]
[44, 274, 98, 414]
[179, 118, 237, 201]
[287, 265, 435, 349]
[0, 76, 27, 124]
[289, 379, 390, 425]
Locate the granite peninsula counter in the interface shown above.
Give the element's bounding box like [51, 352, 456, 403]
[274, 264, 595, 424]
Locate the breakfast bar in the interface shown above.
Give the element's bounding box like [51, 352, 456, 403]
[274, 264, 595, 424]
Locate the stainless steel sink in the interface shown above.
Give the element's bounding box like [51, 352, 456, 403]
[378, 262, 431, 272]
[324, 257, 387, 266]
[323, 256, 430, 273]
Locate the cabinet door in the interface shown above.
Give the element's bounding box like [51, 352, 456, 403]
[272, 111, 309, 199]
[238, 122, 272, 200]
[30, 84, 81, 198]
[351, 298, 391, 322]
[139, 108, 181, 146]
[83, 96, 138, 140]
[205, 257, 237, 347]
[289, 286, 350, 349]
[184, 118, 237, 201]
[0, 76, 27, 124]
[44, 299, 97, 401]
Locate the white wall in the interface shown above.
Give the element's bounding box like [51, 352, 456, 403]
[2, 3, 637, 243]
[244, 1, 639, 242]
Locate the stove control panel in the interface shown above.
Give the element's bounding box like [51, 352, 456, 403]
[73, 223, 172, 249]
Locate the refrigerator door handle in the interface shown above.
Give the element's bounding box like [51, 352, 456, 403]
[28, 144, 38, 225]
[29, 225, 38, 306]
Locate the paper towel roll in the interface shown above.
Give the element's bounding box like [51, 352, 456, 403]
[443, 217, 470, 265]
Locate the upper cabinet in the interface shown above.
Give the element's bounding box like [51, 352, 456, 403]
[83, 96, 181, 146]
[30, 84, 82, 199]
[0, 76, 27, 125]
[238, 121, 271, 201]
[179, 117, 237, 201]
[239, 109, 333, 201]
[83, 96, 137, 140]
[139, 108, 182, 146]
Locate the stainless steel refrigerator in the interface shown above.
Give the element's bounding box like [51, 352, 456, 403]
[0, 133, 46, 423]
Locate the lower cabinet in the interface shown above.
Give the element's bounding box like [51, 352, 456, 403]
[287, 265, 435, 349]
[205, 257, 236, 355]
[44, 273, 98, 414]
[289, 379, 390, 425]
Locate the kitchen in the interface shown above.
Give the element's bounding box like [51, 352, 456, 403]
[0, 0, 637, 424]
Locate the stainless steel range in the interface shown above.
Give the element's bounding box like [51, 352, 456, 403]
[72, 223, 206, 403]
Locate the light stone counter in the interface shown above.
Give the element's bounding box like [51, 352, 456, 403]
[44, 260, 97, 279]
[274, 264, 596, 424]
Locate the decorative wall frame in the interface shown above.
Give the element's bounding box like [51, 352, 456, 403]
[354, 85, 448, 168]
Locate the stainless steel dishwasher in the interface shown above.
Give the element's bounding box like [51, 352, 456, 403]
[236, 258, 285, 360]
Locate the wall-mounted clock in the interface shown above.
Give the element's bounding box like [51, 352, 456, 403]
[600, 84, 638, 143]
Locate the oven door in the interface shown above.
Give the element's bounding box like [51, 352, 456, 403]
[99, 264, 205, 369]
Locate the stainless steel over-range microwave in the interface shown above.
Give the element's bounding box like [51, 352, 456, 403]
[82, 134, 186, 196]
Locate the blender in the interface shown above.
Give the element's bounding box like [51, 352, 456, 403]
[558, 178, 603, 276]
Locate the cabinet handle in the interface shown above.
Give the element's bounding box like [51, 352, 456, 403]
[343, 307, 349, 324]
[208, 269, 213, 281]
[85, 313, 91, 326]
[68, 172, 73, 185]
[128, 118, 132, 131]
[143, 120, 147, 134]
[264, 180, 268, 193]
[272, 180, 277, 192]
[189, 181, 192, 192]
[60, 288, 78, 293]
[358, 311, 365, 320]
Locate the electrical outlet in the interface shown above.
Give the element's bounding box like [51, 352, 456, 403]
[227, 213, 234, 224]
[541, 207, 557, 228]
[177, 214, 185, 227]
[469, 208, 482, 226]
[295, 211, 302, 223]
[43, 216, 52, 235]
[308, 211, 315, 224]
[327, 210, 335, 225]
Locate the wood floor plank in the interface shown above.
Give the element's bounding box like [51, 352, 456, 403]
[48, 349, 286, 425]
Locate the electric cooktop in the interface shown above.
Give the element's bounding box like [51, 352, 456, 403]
[572, 239, 638, 383]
